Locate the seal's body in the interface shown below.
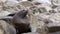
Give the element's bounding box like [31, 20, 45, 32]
[13, 10, 31, 34]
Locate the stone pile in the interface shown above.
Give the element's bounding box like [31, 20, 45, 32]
[0, 0, 60, 34]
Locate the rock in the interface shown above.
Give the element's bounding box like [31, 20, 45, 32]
[22, 32, 40, 34]
[54, 6, 60, 13]
[17, 0, 28, 2]
[19, 1, 34, 7]
[0, 20, 16, 34]
[49, 9, 56, 13]
[0, 0, 7, 2]
[51, 0, 60, 6]
[49, 31, 60, 34]
[0, 11, 11, 16]
[32, 0, 51, 5]
[47, 26, 60, 33]
[5, 0, 18, 6]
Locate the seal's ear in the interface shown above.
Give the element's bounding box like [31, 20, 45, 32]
[16, 10, 28, 18]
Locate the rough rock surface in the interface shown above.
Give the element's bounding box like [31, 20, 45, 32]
[0, 0, 60, 34]
[0, 20, 16, 34]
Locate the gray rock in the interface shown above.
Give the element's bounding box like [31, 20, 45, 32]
[22, 32, 40, 34]
[0, 20, 16, 34]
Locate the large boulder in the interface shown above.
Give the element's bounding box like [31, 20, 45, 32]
[0, 11, 11, 16]
[22, 32, 40, 34]
[19, 1, 34, 7]
[0, 20, 16, 34]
